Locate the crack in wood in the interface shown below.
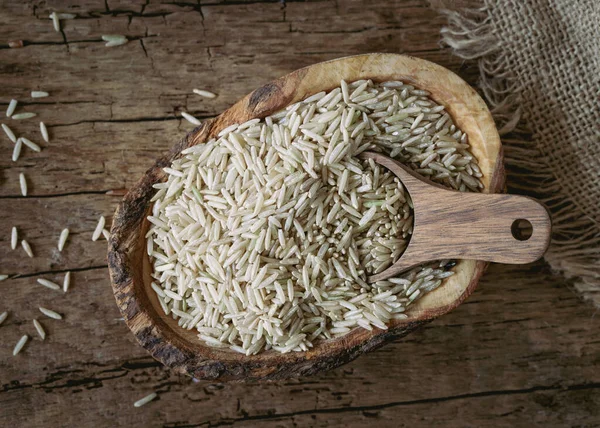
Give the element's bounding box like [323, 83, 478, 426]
[166, 382, 600, 427]
[0, 190, 110, 200]
[6, 264, 108, 280]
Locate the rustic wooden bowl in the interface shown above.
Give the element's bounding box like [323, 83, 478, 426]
[108, 53, 504, 381]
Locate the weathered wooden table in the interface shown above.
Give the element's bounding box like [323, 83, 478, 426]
[1, 1, 598, 426]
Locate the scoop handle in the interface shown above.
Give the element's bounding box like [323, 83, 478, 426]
[362, 152, 552, 283]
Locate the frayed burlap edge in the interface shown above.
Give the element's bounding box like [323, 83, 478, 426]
[440, 6, 600, 307]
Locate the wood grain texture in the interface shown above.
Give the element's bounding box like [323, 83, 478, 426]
[363, 152, 551, 282]
[109, 53, 503, 381]
[0, 0, 597, 426]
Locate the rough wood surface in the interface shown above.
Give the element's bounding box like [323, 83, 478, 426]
[108, 53, 504, 381]
[1, 0, 598, 427]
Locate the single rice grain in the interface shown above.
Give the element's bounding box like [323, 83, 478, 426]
[0, 311, 7, 325]
[133, 392, 157, 407]
[21, 239, 33, 257]
[39, 307, 62, 320]
[31, 91, 49, 98]
[19, 173, 27, 196]
[40, 122, 49, 143]
[11, 227, 18, 250]
[0, 274, 8, 281]
[37, 278, 61, 291]
[6, 99, 17, 117]
[193, 89, 217, 98]
[21, 137, 41, 152]
[12, 138, 22, 162]
[2, 123, 17, 142]
[105, 39, 128, 47]
[63, 271, 71, 293]
[58, 228, 69, 251]
[12, 112, 36, 120]
[13, 335, 28, 356]
[92, 216, 106, 241]
[50, 12, 60, 31]
[33, 319, 46, 340]
[181, 112, 201, 126]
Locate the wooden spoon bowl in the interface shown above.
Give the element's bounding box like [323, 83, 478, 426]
[108, 53, 504, 381]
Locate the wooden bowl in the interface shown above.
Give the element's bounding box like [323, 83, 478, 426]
[108, 53, 504, 381]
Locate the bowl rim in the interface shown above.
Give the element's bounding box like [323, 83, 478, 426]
[108, 53, 504, 381]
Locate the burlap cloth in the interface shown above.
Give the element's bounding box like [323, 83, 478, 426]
[441, 0, 600, 306]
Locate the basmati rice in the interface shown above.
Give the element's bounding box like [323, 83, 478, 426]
[6, 99, 17, 117]
[37, 278, 61, 291]
[19, 173, 27, 196]
[58, 228, 69, 251]
[21, 137, 41, 152]
[105, 39, 128, 47]
[12, 112, 36, 120]
[33, 319, 46, 340]
[11, 227, 18, 250]
[92, 216, 105, 241]
[13, 335, 28, 356]
[102, 34, 127, 42]
[0, 311, 7, 325]
[40, 122, 49, 143]
[31, 91, 49, 98]
[0, 274, 8, 281]
[12, 139, 22, 162]
[21, 239, 33, 257]
[39, 307, 62, 320]
[133, 392, 157, 407]
[2, 123, 17, 142]
[148, 79, 481, 354]
[193, 89, 217, 98]
[63, 271, 71, 293]
[181, 112, 201, 126]
[50, 12, 60, 31]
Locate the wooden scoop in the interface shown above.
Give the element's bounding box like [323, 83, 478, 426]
[361, 152, 551, 283]
[109, 53, 515, 381]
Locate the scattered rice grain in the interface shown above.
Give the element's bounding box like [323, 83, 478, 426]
[11, 227, 18, 250]
[2, 123, 17, 142]
[6, 99, 17, 117]
[31, 91, 49, 98]
[40, 122, 49, 142]
[92, 216, 106, 241]
[21, 239, 33, 257]
[39, 307, 62, 320]
[12, 112, 36, 120]
[19, 172, 27, 196]
[13, 335, 28, 356]
[37, 278, 61, 291]
[134, 392, 157, 407]
[63, 271, 71, 293]
[21, 137, 41, 152]
[193, 89, 217, 98]
[33, 319, 46, 340]
[181, 112, 201, 126]
[58, 228, 69, 251]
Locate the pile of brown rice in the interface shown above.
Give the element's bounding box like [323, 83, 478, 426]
[147, 79, 482, 355]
